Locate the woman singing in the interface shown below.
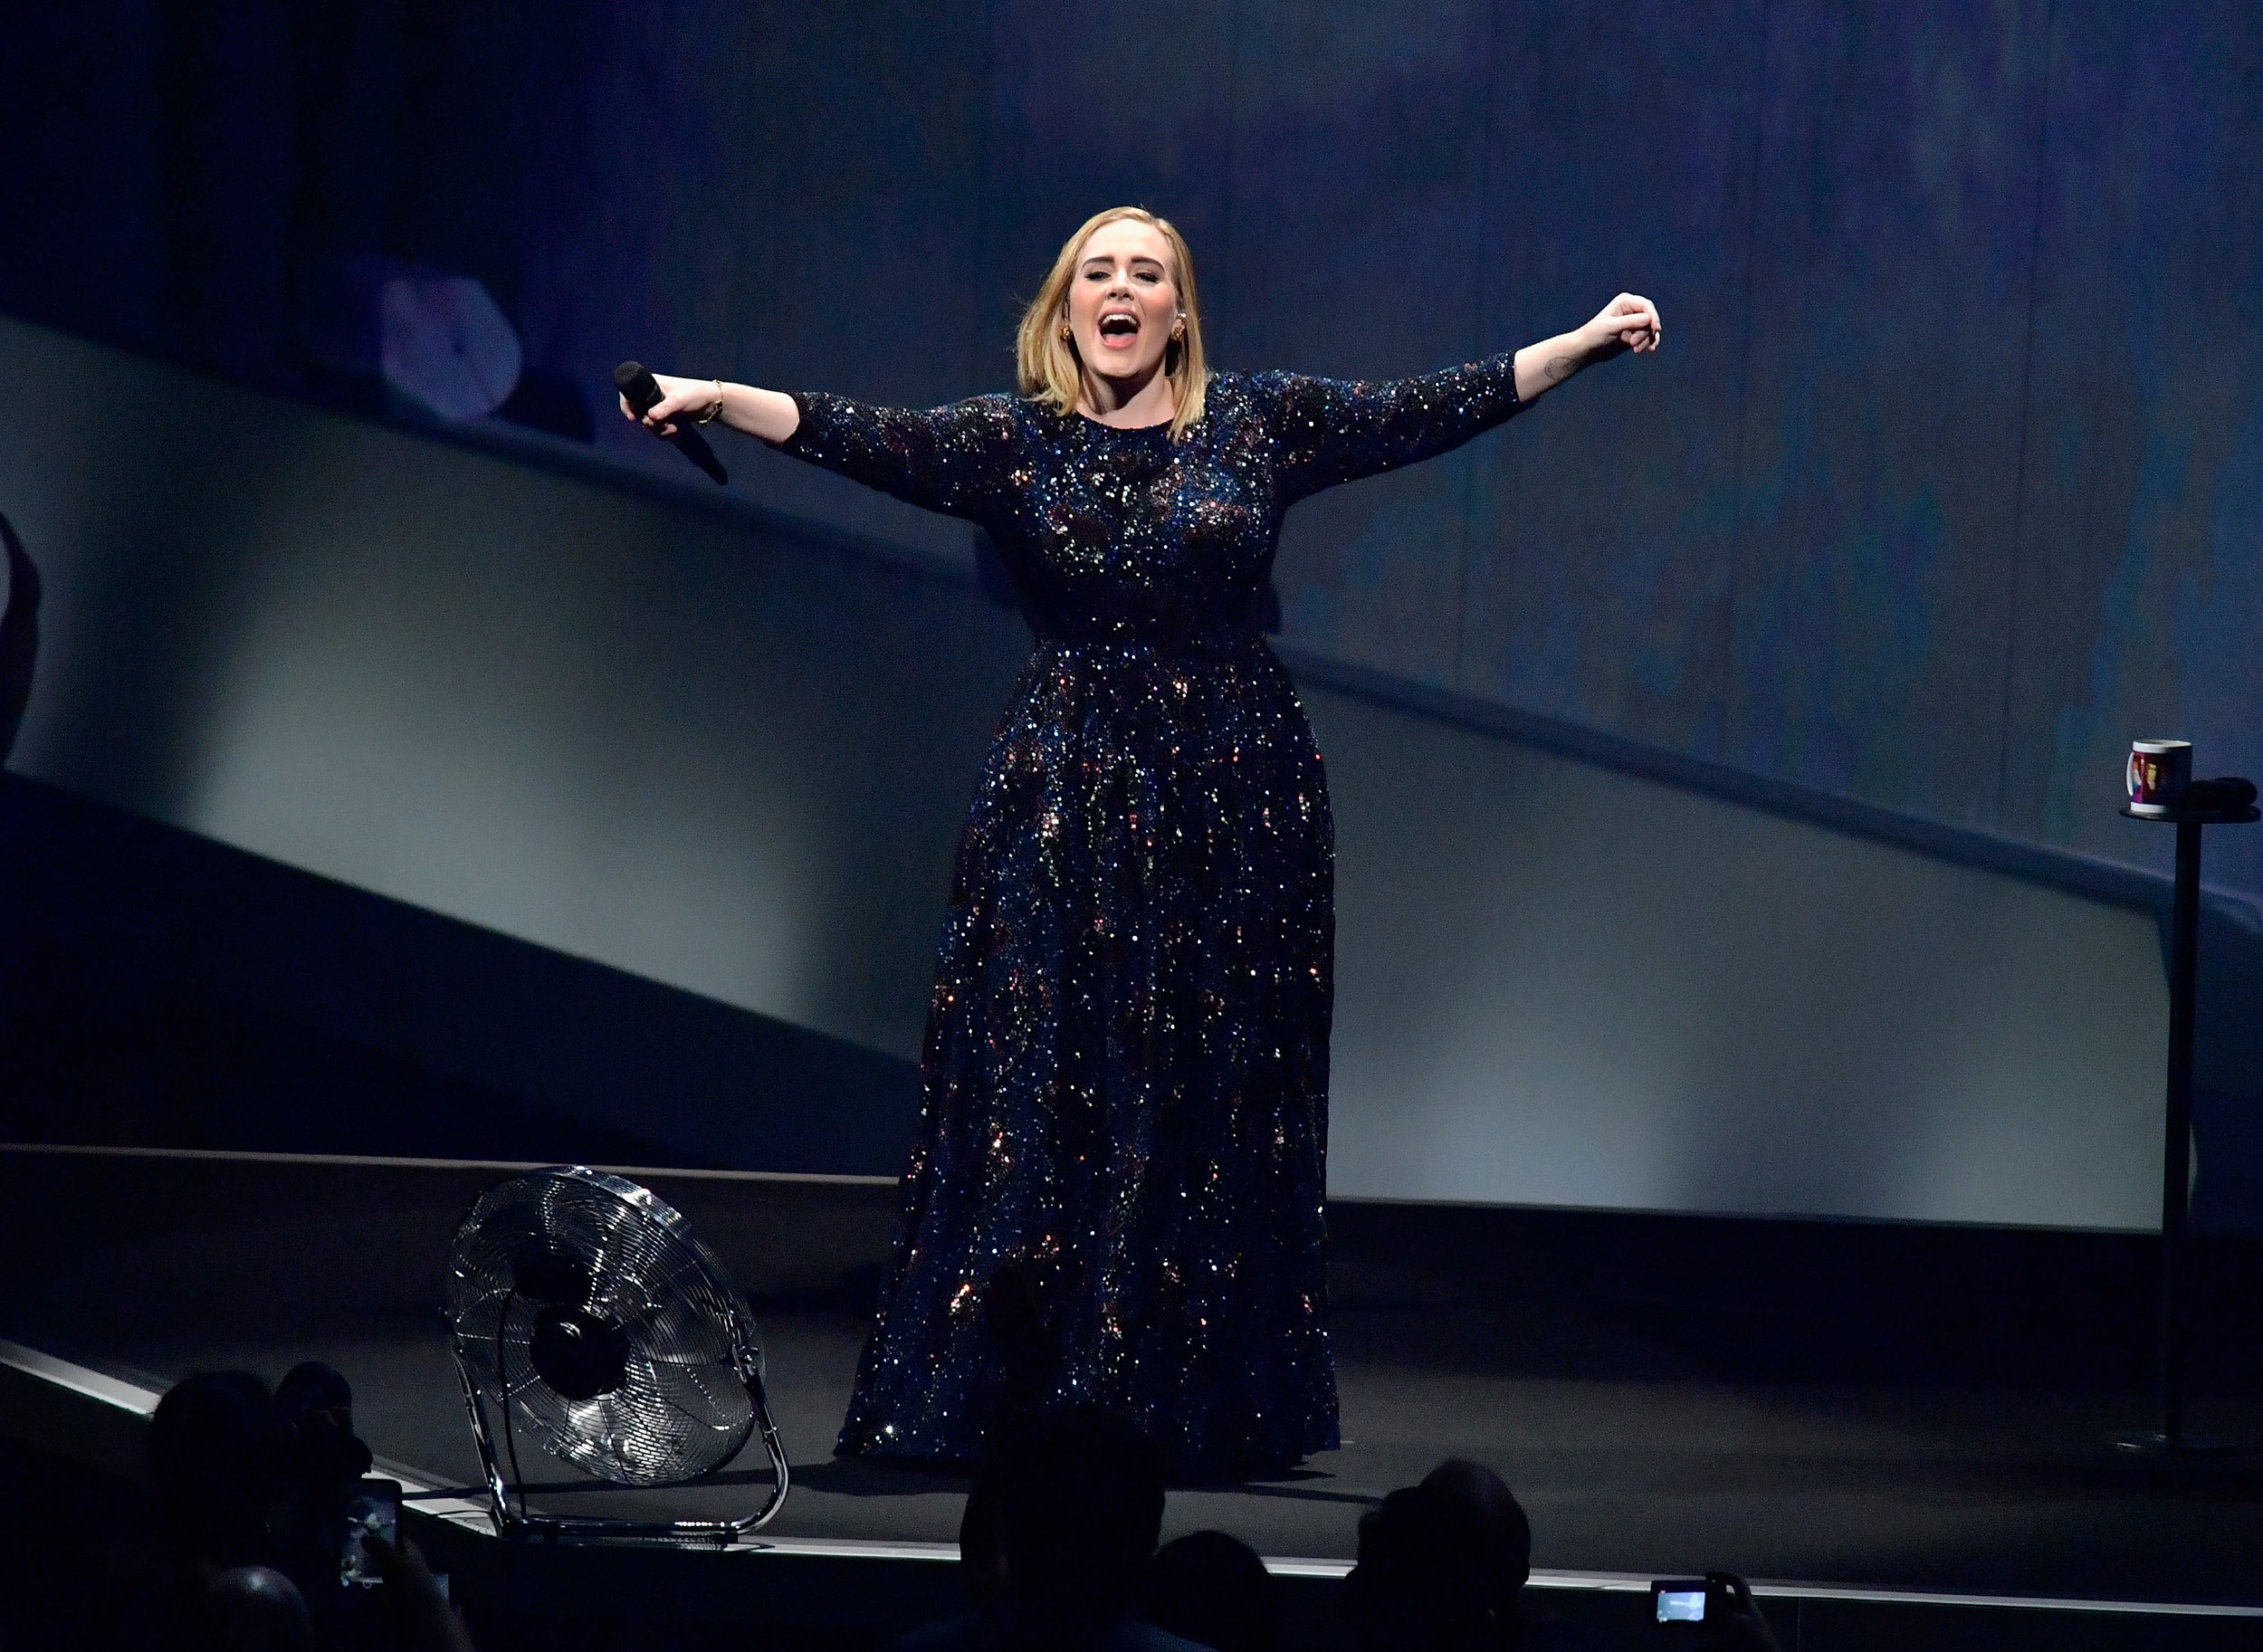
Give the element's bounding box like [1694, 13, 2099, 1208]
[625, 206, 1660, 1481]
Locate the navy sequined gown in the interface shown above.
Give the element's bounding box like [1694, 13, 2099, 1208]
[770, 356, 1525, 1480]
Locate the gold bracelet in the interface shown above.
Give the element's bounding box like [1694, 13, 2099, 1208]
[698, 378, 724, 425]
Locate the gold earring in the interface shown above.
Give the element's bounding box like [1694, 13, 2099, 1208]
[1058, 324, 1072, 342]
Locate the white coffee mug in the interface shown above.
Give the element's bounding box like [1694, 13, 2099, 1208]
[2127, 739, 2192, 815]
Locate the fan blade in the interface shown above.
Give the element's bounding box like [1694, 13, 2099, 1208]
[615, 1292, 735, 1366]
[638, 1362, 752, 1432]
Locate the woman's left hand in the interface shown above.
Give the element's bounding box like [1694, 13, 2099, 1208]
[1583, 292, 1662, 356]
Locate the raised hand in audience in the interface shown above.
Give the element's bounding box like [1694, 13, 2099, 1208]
[1693, 1573, 1782, 1652]
[362, 1533, 478, 1652]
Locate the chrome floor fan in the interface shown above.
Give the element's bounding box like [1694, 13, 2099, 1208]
[445, 1166, 788, 1542]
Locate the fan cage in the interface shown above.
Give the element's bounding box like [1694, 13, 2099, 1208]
[445, 1166, 788, 1542]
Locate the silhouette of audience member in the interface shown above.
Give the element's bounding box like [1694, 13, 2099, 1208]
[273, 1360, 376, 1564]
[0, 510, 37, 765]
[149, 1371, 296, 1572]
[999, 1407, 1195, 1651]
[1147, 1531, 1279, 1652]
[150, 1369, 472, 1652]
[1347, 1484, 1494, 1652]
[900, 1407, 1204, 1652]
[175, 1564, 312, 1652]
[895, 1454, 1014, 1652]
[275, 1361, 371, 1474]
[1418, 1461, 1527, 1615]
[1418, 1458, 1589, 1650]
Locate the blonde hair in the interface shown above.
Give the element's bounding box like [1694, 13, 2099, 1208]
[1016, 206, 1209, 441]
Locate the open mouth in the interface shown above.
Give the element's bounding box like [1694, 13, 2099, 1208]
[1097, 311, 1141, 343]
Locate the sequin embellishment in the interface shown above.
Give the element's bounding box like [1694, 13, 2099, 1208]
[776, 357, 1525, 1480]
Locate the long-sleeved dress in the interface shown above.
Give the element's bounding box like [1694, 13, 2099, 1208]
[770, 356, 1525, 1481]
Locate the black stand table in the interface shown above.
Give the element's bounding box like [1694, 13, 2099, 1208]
[2109, 802, 2259, 1456]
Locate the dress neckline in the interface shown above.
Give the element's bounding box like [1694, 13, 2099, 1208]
[1073, 408, 1174, 434]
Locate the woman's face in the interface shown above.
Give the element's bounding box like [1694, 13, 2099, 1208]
[1064, 219, 1181, 386]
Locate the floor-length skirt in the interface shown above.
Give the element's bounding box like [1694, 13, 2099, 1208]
[835, 632, 1338, 1480]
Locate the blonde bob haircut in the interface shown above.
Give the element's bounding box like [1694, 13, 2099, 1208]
[1017, 206, 1209, 441]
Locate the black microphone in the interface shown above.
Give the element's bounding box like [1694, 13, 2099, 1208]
[615, 361, 728, 486]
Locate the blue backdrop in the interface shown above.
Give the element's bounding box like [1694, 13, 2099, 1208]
[4, 0, 2260, 897]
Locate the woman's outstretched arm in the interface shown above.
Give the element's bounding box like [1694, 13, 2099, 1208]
[621, 375, 799, 443]
[621, 372, 1017, 520]
[1265, 292, 1662, 504]
[1514, 292, 1662, 401]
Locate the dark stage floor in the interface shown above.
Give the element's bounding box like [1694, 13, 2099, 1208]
[7, 1145, 2263, 1609]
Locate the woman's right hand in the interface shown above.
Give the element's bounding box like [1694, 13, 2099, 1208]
[618, 372, 720, 437]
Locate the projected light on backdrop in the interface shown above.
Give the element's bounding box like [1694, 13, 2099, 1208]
[178, 430, 831, 1034]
